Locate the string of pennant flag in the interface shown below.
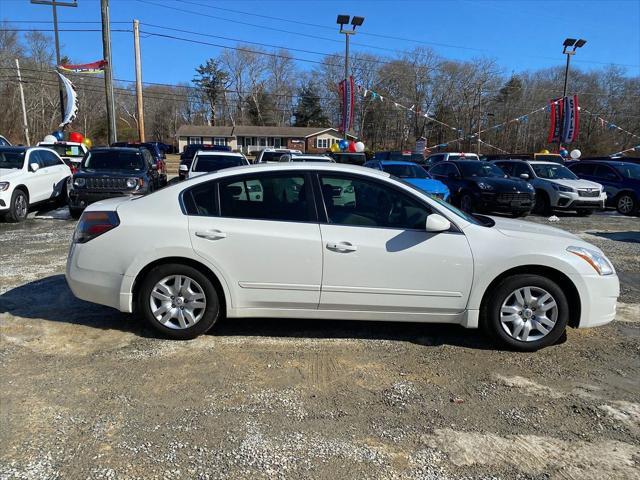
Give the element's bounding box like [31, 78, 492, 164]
[355, 84, 639, 151]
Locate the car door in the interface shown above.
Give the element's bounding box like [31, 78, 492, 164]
[25, 150, 52, 203]
[186, 171, 323, 310]
[316, 173, 473, 317]
[593, 164, 621, 200]
[42, 150, 70, 197]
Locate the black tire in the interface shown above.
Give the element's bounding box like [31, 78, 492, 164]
[56, 179, 69, 207]
[615, 193, 637, 216]
[5, 189, 29, 222]
[576, 209, 593, 217]
[137, 263, 220, 340]
[460, 193, 475, 213]
[482, 274, 569, 352]
[69, 207, 83, 220]
[533, 190, 551, 215]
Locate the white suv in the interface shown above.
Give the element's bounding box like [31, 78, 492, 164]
[427, 152, 480, 165]
[494, 160, 606, 216]
[255, 148, 302, 163]
[0, 146, 71, 222]
[187, 151, 249, 179]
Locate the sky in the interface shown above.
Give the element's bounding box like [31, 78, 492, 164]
[2, 0, 639, 87]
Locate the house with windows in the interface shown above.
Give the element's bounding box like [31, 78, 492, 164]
[176, 125, 356, 155]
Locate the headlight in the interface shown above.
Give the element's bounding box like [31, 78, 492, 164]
[0, 182, 9, 191]
[126, 178, 138, 189]
[73, 177, 85, 188]
[526, 183, 534, 191]
[552, 183, 574, 192]
[477, 182, 494, 190]
[567, 246, 615, 275]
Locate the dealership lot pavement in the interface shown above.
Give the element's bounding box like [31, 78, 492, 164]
[1, 211, 639, 479]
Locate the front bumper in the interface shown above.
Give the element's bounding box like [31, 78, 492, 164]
[571, 273, 620, 328]
[476, 191, 535, 212]
[0, 190, 9, 212]
[68, 189, 140, 209]
[552, 191, 606, 210]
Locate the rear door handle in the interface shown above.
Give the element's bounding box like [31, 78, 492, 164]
[326, 241, 357, 252]
[195, 229, 227, 240]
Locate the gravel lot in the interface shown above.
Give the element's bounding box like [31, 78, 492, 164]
[1, 207, 639, 479]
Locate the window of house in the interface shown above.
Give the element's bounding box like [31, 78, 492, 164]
[188, 137, 202, 145]
[219, 173, 312, 222]
[274, 138, 281, 148]
[213, 137, 226, 146]
[316, 138, 329, 149]
[319, 175, 431, 229]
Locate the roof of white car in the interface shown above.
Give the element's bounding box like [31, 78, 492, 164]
[189, 161, 390, 179]
[195, 151, 245, 157]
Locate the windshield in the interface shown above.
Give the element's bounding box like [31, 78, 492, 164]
[260, 151, 286, 162]
[532, 163, 577, 180]
[448, 154, 479, 161]
[399, 179, 484, 226]
[82, 150, 144, 171]
[0, 150, 25, 169]
[459, 162, 506, 178]
[613, 163, 640, 180]
[382, 163, 429, 179]
[42, 144, 84, 159]
[193, 154, 245, 172]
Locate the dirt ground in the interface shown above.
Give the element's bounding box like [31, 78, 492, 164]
[1, 208, 639, 480]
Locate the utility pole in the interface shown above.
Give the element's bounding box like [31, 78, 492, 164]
[15, 59, 30, 146]
[133, 19, 145, 142]
[30, 0, 78, 127]
[337, 15, 364, 141]
[477, 83, 482, 155]
[101, 0, 117, 144]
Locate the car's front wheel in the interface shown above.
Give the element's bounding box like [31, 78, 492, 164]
[138, 264, 220, 340]
[6, 189, 29, 222]
[483, 274, 569, 351]
[616, 193, 637, 216]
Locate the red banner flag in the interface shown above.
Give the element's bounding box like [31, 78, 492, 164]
[58, 60, 107, 74]
[548, 98, 563, 143]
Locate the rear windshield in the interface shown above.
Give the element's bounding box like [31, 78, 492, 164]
[448, 154, 479, 161]
[0, 150, 25, 169]
[42, 144, 84, 158]
[82, 151, 144, 171]
[382, 163, 429, 179]
[260, 151, 286, 162]
[193, 154, 245, 172]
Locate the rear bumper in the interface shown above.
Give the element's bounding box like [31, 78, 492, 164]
[571, 273, 620, 328]
[66, 243, 123, 310]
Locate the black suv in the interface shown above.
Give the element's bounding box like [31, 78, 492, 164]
[112, 141, 167, 186]
[179, 144, 231, 180]
[68, 147, 161, 218]
[429, 160, 536, 217]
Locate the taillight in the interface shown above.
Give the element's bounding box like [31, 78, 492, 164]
[71, 165, 78, 174]
[73, 211, 120, 243]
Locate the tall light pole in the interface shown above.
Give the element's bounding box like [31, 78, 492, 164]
[31, 0, 78, 127]
[337, 14, 364, 140]
[561, 38, 586, 98]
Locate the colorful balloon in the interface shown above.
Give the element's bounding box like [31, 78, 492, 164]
[69, 131, 84, 143]
[348, 141, 357, 153]
[355, 141, 365, 153]
[339, 139, 349, 151]
[559, 148, 569, 157]
[82, 137, 93, 149]
[570, 149, 581, 159]
[43, 134, 57, 143]
[539, 149, 550, 154]
[330, 142, 340, 153]
[53, 130, 64, 141]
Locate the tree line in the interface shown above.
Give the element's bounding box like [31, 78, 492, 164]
[1, 23, 638, 156]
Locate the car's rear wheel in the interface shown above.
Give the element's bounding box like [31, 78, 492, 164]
[6, 189, 29, 222]
[138, 264, 220, 340]
[616, 193, 637, 216]
[483, 274, 569, 351]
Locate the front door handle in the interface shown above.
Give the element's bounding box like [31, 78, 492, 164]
[195, 229, 227, 240]
[326, 241, 357, 252]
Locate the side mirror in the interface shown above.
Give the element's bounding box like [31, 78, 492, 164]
[179, 164, 188, 172]
[520, 173, 530, 180]
[30, 162, 40, 172]
[425, 213, 451, 233]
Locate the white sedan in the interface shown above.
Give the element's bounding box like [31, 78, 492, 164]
[66, 163, 619, 351]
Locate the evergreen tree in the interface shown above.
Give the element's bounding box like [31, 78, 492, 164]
[294, 82, 329, 127]
[193, 59, 228, 126]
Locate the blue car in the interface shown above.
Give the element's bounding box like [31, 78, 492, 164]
[363, 160, 450, 201]
[568, 160, 640, 215]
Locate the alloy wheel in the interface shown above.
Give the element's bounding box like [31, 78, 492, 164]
[500, 286, 558, 342]
[617, 195, 634, 215]
[149, 274, 207, 329]
[14, 193, 28, 219]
